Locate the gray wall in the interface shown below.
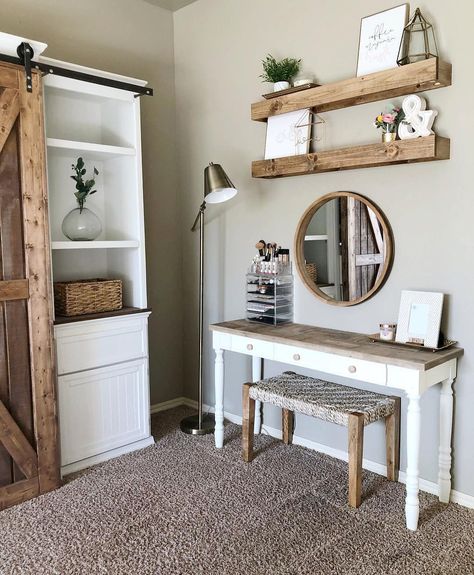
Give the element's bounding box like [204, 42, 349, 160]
[0, 0, 183, 405]
[174, 0, 474, 496]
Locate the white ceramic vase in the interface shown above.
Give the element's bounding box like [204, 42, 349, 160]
[273, 81, 290, 92]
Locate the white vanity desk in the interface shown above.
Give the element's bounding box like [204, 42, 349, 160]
[210, 319, 463, 531]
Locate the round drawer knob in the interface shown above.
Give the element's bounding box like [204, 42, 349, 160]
[247, 343, 254, 351]
[348, 365, 357, 374]
[293, 353, 301, 361]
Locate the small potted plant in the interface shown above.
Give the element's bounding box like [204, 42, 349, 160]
[260, 54, 301, 92]
[374, 105, 405, 143]
[61, 157, 102, 241]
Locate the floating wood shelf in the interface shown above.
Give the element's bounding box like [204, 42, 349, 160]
[251, 59, 451, 121]
[252, 135, 449, 179]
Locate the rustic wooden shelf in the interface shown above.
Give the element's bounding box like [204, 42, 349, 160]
[252, 135, 449, 179]
[251, 59, 451, 122]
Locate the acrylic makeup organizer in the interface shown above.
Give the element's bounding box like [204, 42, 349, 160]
[246, 265, 293, 325]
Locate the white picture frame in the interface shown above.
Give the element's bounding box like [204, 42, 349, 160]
[395, 290, 444, 348]
[356, 4, 409, 77]
[264, 109, 311, 160]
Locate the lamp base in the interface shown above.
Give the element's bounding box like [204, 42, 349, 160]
[180, 413, 215, 435]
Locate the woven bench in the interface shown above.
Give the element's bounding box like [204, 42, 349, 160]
[242, 371, 400, 508]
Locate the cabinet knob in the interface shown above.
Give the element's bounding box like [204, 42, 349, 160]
[348, 365, 357, 374]
[247, 343, 254, 351]
[293, 353, 300, 361]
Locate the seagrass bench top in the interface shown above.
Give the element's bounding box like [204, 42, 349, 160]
[248, 371, 396, 426]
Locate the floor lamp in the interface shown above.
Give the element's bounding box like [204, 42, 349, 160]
[180, 163, 238, 435]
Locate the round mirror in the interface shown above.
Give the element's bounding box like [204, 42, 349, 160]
[295, 192, 394, 306]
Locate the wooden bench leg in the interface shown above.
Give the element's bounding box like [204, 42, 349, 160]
[242, 383, 255, 463]
[348, 412, 364, 508]
[282, 409, 294, 445]
[385, 396, 401, 482]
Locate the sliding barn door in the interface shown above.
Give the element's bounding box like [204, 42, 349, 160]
[0, 62, 59, 510]
[340, 196, 386, 301]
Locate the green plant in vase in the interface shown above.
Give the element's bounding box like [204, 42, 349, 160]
[70, 157, 99, 212]
[260, 54, 301, 92]
[62, 157, 102, 241]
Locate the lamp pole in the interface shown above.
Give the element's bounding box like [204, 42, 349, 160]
[180, 164, 237, 436]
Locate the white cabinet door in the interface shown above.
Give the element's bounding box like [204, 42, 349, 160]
[58, 358, 150, 466]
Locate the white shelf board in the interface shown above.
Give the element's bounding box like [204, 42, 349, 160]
[304, 235, 328, 241]
[52, 240, 139, 250]
[47, 138, 136, 159]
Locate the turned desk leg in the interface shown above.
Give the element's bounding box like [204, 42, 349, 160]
[405, 390, 421, 531]
[214, 348, 224, 448]
[252, 356, 263, 434]
[439, 377, 454, 503]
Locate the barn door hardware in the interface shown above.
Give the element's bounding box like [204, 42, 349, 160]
[16, 42, 34, 92]
[0, 43, 153, 97]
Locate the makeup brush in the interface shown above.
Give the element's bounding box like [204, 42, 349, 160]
[255, 240, 265, 257]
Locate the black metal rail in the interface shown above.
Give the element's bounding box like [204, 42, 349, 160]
[0, 42, 153, 97]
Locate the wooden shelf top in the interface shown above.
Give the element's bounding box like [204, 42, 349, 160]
[251, 58, 451, 122]
[51, 240, 139, 250]
[54, 306, 151, 325]
[210, 319, 463, 371]
[252, 135, 449, 179]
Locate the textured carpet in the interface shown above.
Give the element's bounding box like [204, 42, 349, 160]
[1, 406, 473, 575]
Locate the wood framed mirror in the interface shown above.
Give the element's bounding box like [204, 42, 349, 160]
[294, 192, 394, 306]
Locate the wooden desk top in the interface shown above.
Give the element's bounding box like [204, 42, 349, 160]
[210, 320, 463, 371]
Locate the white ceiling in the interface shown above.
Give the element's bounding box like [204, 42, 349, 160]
[143, 0, 198, 11]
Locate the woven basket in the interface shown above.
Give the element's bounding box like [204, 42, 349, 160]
[54, 279, 122, 317]
[305, 263, 317, 283]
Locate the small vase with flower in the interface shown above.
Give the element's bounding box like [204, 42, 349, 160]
[374, 106, 405, 143]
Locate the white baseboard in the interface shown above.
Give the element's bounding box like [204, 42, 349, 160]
[61, 435, 155, 476]
[150, 398, 474, 510]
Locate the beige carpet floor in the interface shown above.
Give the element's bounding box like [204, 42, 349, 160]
[1, 406, 473, 575]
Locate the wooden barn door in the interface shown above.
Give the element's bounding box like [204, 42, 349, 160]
[0, 62, 59, 510]
[340, 196, 386, 301]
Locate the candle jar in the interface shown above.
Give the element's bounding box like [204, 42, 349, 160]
[380, 323, 397, 341]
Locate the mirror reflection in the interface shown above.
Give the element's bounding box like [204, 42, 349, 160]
[300, 193, 392, 305]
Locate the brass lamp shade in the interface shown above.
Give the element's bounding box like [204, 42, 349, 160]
[397, 8, 438, 66]
[204, 163, 238, 204]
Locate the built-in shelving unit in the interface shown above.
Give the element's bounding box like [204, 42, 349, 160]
[42, 58, 153, 475]
[251, 58, 452, 178]
[44, 72, 147, 309]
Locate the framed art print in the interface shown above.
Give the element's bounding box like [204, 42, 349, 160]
[395, 290, 444, 348]
[356, 4, 409, 77]
[264, 109, 311, 160]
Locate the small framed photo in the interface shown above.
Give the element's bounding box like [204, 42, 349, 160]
[264, 109, 311, 160]
[356, 3, 409, 77]
[395, 290, 444, 348]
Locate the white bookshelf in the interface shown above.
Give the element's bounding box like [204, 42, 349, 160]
[42, 56, 153, 475]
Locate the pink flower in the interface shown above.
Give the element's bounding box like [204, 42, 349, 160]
[382, 113, 395, 123]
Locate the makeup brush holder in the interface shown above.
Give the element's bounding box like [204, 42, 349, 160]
[246, 266, 293, 326]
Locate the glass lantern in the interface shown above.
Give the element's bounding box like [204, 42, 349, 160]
[397, 8, 438, 66]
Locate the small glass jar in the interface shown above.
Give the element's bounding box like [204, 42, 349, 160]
[380, 323, 397, 341]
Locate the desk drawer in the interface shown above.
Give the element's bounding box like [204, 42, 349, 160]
[273, 343, 387, 385]
[231, 335, 273, 359]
